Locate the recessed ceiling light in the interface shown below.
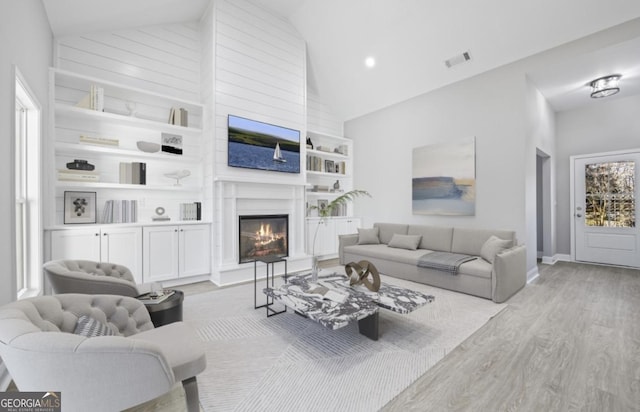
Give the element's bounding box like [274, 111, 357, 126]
[589, 74, 621, 98]
[364, 56, 376, 68]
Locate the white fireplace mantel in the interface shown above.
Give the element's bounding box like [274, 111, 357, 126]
[212, 179, 311, 285]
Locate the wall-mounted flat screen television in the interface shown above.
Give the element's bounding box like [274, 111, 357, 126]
[228, 114, 300, 173]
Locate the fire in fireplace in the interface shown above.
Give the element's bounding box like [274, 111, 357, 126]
[238, 214, 289, 263]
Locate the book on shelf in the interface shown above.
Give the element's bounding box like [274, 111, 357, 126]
[168, 107, 188, 127]
[57, 169, 100, 182]
[79, 134, 119, 147]
[179, 202, 201, 221]
[75, 85, 104, 111]
[102, 199, 138, 224]
[119, 162, 146, 185]
[137, 290, 175, 305]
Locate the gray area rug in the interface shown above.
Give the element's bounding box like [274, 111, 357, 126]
[183, 270, 506, 412]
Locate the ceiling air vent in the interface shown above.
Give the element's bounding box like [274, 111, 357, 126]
[445, 51, 472, 68]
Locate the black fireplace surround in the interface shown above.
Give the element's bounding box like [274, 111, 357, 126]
[238, 214, 289, 264]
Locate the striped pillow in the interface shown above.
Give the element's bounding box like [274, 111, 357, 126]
[73, 315, 114, 337]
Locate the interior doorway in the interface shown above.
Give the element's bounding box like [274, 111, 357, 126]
[536, 149, 552, 263]
[571, 150, 640, 267]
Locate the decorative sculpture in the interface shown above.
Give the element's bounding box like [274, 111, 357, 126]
[345, 260, 380, 292]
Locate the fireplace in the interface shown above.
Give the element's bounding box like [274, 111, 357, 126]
[238, 214, 289, 263]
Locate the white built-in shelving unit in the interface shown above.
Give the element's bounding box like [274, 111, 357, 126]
[305, 130, 360, 258]
[45, 68, 211, 284]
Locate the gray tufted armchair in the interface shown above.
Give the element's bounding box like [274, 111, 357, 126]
[0, 294, 206, 412]
[43, 259, 142, 297]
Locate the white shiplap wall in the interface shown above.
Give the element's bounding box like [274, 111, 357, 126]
[307, 90, 344, 136]
[56, 23, 201, 102]
[209, 0, 308, 283]
[213, 0, 306, 180]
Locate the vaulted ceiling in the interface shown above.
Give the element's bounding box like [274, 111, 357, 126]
[43, 0, 640, 120]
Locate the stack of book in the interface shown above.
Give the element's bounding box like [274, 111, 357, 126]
[76, 85, 105, 112]
[102, 200, 137, 223]
[57, 169, 100, 182]
[79, 134, 119, 147]
[119, 162, 146, 185]
[168, 107, 188, 126]
[179, 202, 201, 221]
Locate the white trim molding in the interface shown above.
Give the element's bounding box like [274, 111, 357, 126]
[527, 267, 540, 283]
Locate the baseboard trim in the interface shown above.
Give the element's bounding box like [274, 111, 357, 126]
[555, 254, 572, 262]
[527, 267, 540, 283]
[541, 254, 572, 265]
[0, 359, 11, 391]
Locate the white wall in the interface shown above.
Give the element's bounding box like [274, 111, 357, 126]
[345, 66, 528, 241]
[0, 1, 52, 306]
[556, 93, 640, 254]
[524, 78, 556, 273]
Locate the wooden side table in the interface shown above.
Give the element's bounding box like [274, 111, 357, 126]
[254, 256, 287, 317]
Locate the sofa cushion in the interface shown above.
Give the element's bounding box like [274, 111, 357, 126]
[73, 315, 115, 337]
[357, 227, 380, 245]
[374, 223, 409, 244]
[344, 244, 426, 266]
[458, 258, 493, 279]
[480, 235, 512, 263]
[451, 228, 515, 256]
[388, 234, 422, 250]
[408, 225, 453, 252]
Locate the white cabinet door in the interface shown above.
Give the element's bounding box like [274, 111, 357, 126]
[335, 217, 361, 237]
[143, 226, 180, 282]
[307, 219, 336, 256]
[50, 229, 101, 261]
[100, 227, 143, 283]
[179, 224, 211, 278]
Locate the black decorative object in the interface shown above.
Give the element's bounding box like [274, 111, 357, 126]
[306, 136, 314, 149]
[66, 159, 95, 171]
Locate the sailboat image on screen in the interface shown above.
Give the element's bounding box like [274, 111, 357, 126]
[273, 142, 286, 163]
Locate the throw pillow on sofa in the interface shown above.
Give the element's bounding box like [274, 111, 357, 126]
[358, 227, 380, 245]
[387, 234, 422, 250]
[73, 315, 115, 337]
[480, 235, 512, 263]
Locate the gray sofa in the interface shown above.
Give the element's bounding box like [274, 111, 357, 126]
[339, 223, 526, 303]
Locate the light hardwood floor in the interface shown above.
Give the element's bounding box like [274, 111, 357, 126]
[382, 261, 640, 411]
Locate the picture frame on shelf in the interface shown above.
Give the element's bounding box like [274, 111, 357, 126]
[64, 191, 97, 224]
[317, 199, 329, 213]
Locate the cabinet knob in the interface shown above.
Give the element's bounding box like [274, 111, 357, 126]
[174, 229, 178, 232]
[95, 233, 99, 236]
[180, 229, 184, 232]
[103, 233, 108, 236]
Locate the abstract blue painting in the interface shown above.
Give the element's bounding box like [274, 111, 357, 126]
[412, 137, 476, 215]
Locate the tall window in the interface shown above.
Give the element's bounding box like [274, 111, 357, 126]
[15, 68, 42, 298]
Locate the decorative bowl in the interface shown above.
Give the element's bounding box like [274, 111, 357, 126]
[136, 141, 160, 153]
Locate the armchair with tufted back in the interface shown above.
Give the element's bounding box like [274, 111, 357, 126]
[43, 259, 142, 297]
[0, 294, 206, 412]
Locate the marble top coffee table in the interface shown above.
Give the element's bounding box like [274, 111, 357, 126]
[263, 272, 434, 340]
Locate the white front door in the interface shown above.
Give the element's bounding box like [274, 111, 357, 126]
[574, 152, 640, 267]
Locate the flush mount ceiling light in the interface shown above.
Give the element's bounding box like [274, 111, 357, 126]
[590, 74, 621, 98]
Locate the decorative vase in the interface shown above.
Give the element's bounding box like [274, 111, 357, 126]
[311, 256, 319, 282]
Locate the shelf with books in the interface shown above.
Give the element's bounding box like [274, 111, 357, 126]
[55, 142, 201, 163]
[48, 68, 206, 227]
[55, 104, 202, 135]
